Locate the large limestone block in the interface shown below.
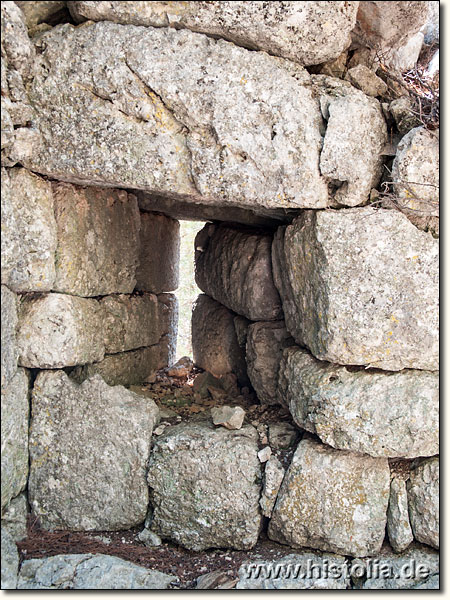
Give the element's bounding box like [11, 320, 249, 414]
[273, 208, 439, 371]
[136, 212, 180, 293]
[192, 294, 248, 385]
[52, 183, 140, 297]
[147, 421, 262, 551]
[1, 168, 56, 292]
[70, 345, 167, 387]
[17, 293, 104, 368]
[387, 477, 414, 553]
[29, 371, 159, 531]
[278, 347, 439, 458]
[246, 321, 295, 405]
[100, 293, 170, 354]
[17, 554, 176, 589]
[1, 285, 18, 390]
[25, 21, 383, 212]
[407, 458, 439, 549]
[1, 368, 29, 511]
[195, 224, 282, 321]
[268, 437, 390, 557]
[68, 2, 358, 67]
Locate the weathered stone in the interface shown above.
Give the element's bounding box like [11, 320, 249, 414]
[1, 492, 28, 542]
[195, 224, 282, 321]
[100, 293, 170, 354]
[52, 183, 140, 296]
[236, 552, 350, 589]
[268, 437, 390, 557]
[1, 167, 56, 292]
[260, 455, 285, 518]
[389, 97, 421, 135]
[196, 569, 238, 590]
[246, 321, 294, 405]
[29, 371, 159, 530]
[352, 544, 439, 589]
[138, 528, 162, 548]
[1, 285, 18, 390]
[257, 447, 272, 463]
[136, 212, 180, 293]
[317, 51, 348, 78]
[273, 208, 439, 371]
[192, 295, 248, 385]
[147, 421, 262, 551]
[407, 457, 439, 549]
[387, 477, 414, 553]
[167, 356, 193, 378]
[268, 423, 299, 450]
[1, 526, 19, 589]
[386, 31, 424, 73]
[312, 76, 387, 207]
[69, 345, 167, 387]
[1, 368, 29, 511]
[1, 2, 34, 80]
[211, 406, 245, 431]
[15, 1, 67, 29]
[68, 1, 358, 67]
[422, 1, 439, 45]
[17, 554, 176, 589]
[17, 293, 104, 368]
[346, 64, 388, 97]
[278, 347, 438, 458]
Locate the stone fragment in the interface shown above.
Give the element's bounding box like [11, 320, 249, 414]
[136, 212, 180, 293]
[17, 293, 104, 368]
[1, 526, 19, 589]
[147, 421, 262, 550]
[273, 208, 439, 371]
[278, 347, 438, 458]
[1, 285, 18, 390]
[407, 457, 439, 549]
[211, 406, 246, 431]
[257, 447, 272, 463]
[52, 183, 140, 296]
[1, 167, 56, 292]
[17, 554, 176, 589]
[29, 371, 159, 530]
[1, 492, 28, 542]
[387, 477, 414, 553]
[236, 552, 350, 589]
[346, 64, 388, 97]
[1, 368, 29, 511]
[167, 356, 193, 378]
[260, 456, 285, 518]
[268, 423, 299, 450]
[313, 76, 387, 207]
[138, 528, 162, 548]
[351, 544, 439, 589]
[68, 1, 358, 67]
[69, 345, 167, 387]
[195, 224, 282, 321]
[246, 321, 294, 405]
[389, 97, 420, 135]
[268, 437, 390, 557]
[192, 295, 248, 385]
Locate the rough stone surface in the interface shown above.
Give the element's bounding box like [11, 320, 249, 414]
[1, 368, 29, 511]
[195, 224, 282, 321]
[260, 455, 285, 518]
[136, 212, 180, 293]
[278, 347, 438, 458]
[1, 167, 56, 292]
[192, 294, 248, 385]
[17, 293, 104, 368]
[246, 321, 294, 405]
[407, 457, 439, 549]
[29, 370, 159, 531]
[237, 552, 349, 589]
[387, 31, 424, 73]
[346, 64, 387, 97]
[52, 183, 140, 296]
[389, 97, 421, 135]
[68, 1, 358, 67]
[17, 554, 176, 589]
[1, 526, 19, 589]
[273, 208, 439, 371]
[1, 492, 28, 542]
[422, 1, 439, 45]
[147, 421, 262, 551]
[268, 437, 390, 557]
[69, 345, 167, 387]
[387, 477, 414, 553]
[352, 544, 439, 589]
[392, 127, 439, 219]
[211, 405, 245, 431]
[138, 528, 162, 548]
[1, 285, 18, 390]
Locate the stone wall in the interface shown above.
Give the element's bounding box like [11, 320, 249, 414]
[1, 0, 439, 590]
